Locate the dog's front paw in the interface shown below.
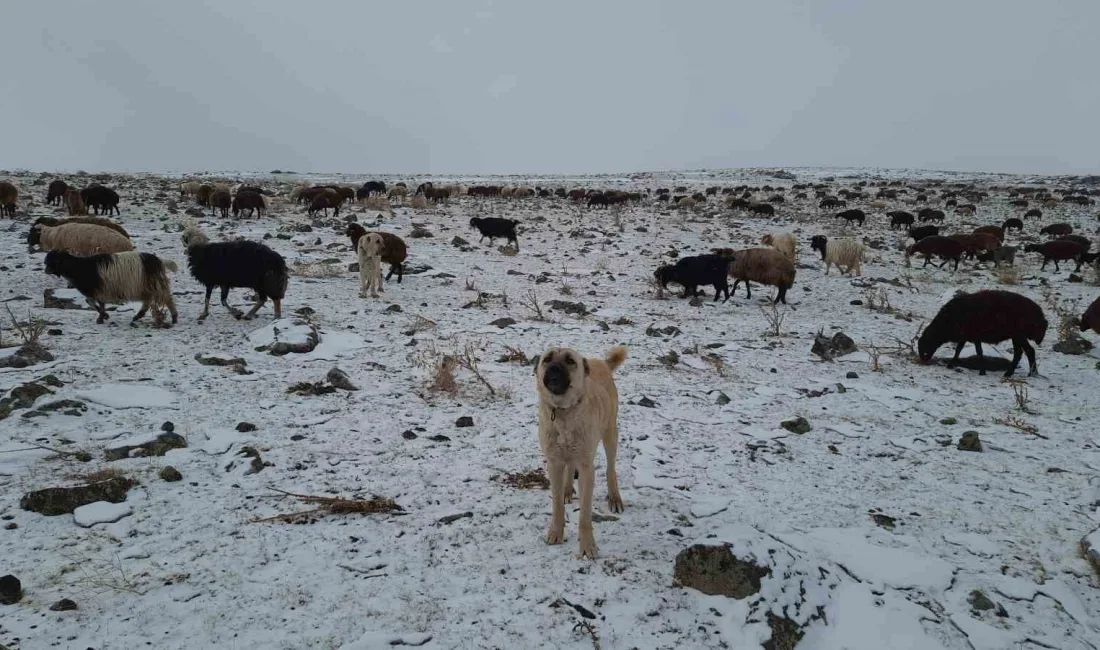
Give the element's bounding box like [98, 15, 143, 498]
[576, 535, 598, 560]
[563, 487, 575, 504]
[607, 494, 624, 513]
[545, 526, 565, 546]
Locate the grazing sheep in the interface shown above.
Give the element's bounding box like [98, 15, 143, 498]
[1039, 223, 1072, 237]
[28, 217, 130, 252]
[948, 233, 1000, 259]
[209, 190, 232, 218]
[653, 255, 730, 301]
[180, 181, 202, 199]
[972, 225, 1004, 243]
[677, 197, 697, 210]
[819, 197, 845, 209]
[976, 246, 1017, 267]
[308, 191, 338, 217]
[388, 185, 408, 199]
[357, 181, 386, 199]
[197, 184, 215, 206]
[1059, 234, 1091, 253]
[1010, 199, 1029, 208]
[725, 196, 750, 210]
[0, 181, 18, 216]
[1080, 295, 1100, 336]
[918, 208, 946, 223]
[346, 223, 407, 283]
[469, 217, 519, 249]
[33, 223, 134, 256]
[918, 290, 1046, 377]
[181, 225, 288, 321]
[65, 189, 88, 216]
[1001, 217, 1024, 233]
[810, 235, 864, 276]
[46, 180, 69, 206]
[231, 190, 266, 218]
[761, 233, 796, 262]
[80, 185, 120, 216]
[725, 247, 796, 304]
[587, 193, 609, 208]
[751, 203, 775, 216]
[43, 249, 178, 326]
[836, 209, 865, 226]
[1023, 240, 1088, 272]
[357, 232, 385, 299]
[908, 225, 939, 242]
[906, 236, 965, 271]
[1023, 208, 1042, 219]
[870, 200, 886, 211]
[955, 204, 977, 216]
[888, 211, 915, 229]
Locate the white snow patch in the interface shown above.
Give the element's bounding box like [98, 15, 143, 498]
[298, 330, 366, 362]
[75, 384, 177, 409]
[339, 632, 436, 650]
[73, 501, 133, 528]
[782, 528, 954, 591]
[942, 531, 1001, 558]
[690, 498, 730, 518]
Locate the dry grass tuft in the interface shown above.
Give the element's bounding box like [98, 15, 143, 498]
[410, 195, 432, 210]
[997, 266, 1020, 285]
[289, 261, 345, 278]
[493, 468, 550, 490]
[252, 487, 404, 523]
[363, 197, 390, 212]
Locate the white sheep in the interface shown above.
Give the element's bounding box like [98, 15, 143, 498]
[388, 185, 408, 199]
[35, 223, 134, 256]
[761, 232, 796, 262]
[810, 235, 864, 276]
[358, 232, 385, 299]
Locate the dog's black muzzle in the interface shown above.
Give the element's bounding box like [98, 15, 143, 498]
[542, 362, 570, 396]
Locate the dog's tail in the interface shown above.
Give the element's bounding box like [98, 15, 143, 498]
[605, 346, 627, 373]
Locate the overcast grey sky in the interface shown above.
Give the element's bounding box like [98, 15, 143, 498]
[3, 0, 1097, 175]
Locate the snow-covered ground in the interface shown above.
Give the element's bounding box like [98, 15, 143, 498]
[1, 168, 1098, 649]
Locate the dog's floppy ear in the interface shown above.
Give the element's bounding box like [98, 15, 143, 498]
[583, 358, 590, 375]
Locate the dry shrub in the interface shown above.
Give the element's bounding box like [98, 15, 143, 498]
[997, 266, 1020, 285]
[760, 303, 786, 337]
[408, 314, 437, 333]
[522, 289, 545, 320]
[493, 468, 549, 490]
[289, 261, 344, 278]
[364, 197, 390, 212]
[498, 345, 530, 364]
[5, 305, 48, 347]
[410, 195, 431, 210]
[69, 467, 127, 483]
[252, 487, 403, 523]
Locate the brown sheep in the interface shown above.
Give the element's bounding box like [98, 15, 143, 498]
[0, 181, 18, 217]
[232, 191, 266, 218]
[28, 216, 130, 252]
[46, 180, 69, 206]
[210, 190, 232, 218]
[197, 184, 215, 206]
[346, 223, 407, 282]
[721, 247, 796, 304]
[65, 189, 88, 216]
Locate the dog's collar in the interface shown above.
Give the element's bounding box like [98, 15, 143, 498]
[550, 394, 583, 421]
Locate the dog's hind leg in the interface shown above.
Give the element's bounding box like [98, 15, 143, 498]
[545, 458, 567, 546]
[562, 463, 575, 503]
[576, 462, 597, 559]
[605, 427, 624, 513]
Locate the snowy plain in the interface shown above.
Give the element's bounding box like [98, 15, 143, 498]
[0, 167, 1098, 649]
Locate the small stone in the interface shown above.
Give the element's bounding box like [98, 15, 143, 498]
[715, 391, 730, 406]
[347, 262, 360, 273]
[326, 368, 359, 391]
[437, 511, 472, 525]
[958, 431, 982, 452]
[845, 371, 858, 379]
[1068, 273, 1084, 283]
[451, 236, 470, 247]
[236, 422, 257, 432]
[161, 421, 175, 433]
[455, 416, 474, 428]
[401, 430, 418, 440]
[967, 589, 996, 612]
[780, 417, 811, 435]
[835, 383, 847, 393]
[490, 317, 517, 328]
[667, 528, 683, 537]
[4, 522, 16, 530]
[385, 304, 403, 313]
[850, 299, 863, 306]
[636, 397, 656, 408]
[673, 544, 769, 599]
[428, 434, 451, 442]
[0, 575, 23, 605]
[940, 417, 957, 425]
[159, 466, 182, 482]
[49, 598, 78, 612]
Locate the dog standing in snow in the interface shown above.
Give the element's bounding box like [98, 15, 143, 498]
[535, 346, 627, 559]
[357, 232, 384, 299]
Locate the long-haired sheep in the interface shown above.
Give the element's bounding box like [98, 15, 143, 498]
[28, 217, 130, 252]
[1023, 240, 1087, 272]
[972, 225, 1004, 243]
[181, 225, 288, 321]
[0, 181, 18, 217]
[209, 190, 232, 218]
[469, 217, 519, 249]
[751, 203, 775, 216]
[46, 180, 69, 206]
[906, 235, 965, 271]
[180, 181, 201, 199]
[197, 184, 215, 206]
[65, 189, 87, 216]
[80, 185, 120, 216]
[1039, 223, 1072, 238]
[836, 209, 865, 226]
[43, 249, 178, 326]
[346, 223, 407, 283]
[810, 235, 864, 276]
[231, 190, 266, 218]
[357, 232, 385, 299]
[761, 233, 796, 262]
[32, 223, 134, 256]
[653, 254, 730, 301]
[888, 211, 915, 229]
[724, 247, 795, 304]
[1080, 295, 1100, 336]
[918, 290, 1046, 377]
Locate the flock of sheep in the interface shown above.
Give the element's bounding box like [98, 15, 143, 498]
[6, 173, 1100, 381]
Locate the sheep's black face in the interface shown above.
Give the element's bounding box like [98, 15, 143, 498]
[43, 252, 61, 276]
[916, 332, 936, 363]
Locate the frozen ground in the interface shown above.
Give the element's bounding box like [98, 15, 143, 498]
[0, 167, 1098, 649]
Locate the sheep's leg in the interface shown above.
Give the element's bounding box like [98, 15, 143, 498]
[1006, 339, 1024, 378]
[1053, 260, 1060, 272]
[973, 342, 986, 375]
[166, 295, 178, 324]
[198, 286, 213, 321]
[775, 285, 787, 304]
[953, 257, 960, 272]
[88, 297, 108, 324]
[511, 236, 519, 251]
[221, 287, 244, 319]
[132, 302, 149, 323]
[1074, 257, 1083, 272]
[1021, 339, 1038, 377]
[1040, 259, 1048, 270]
[243, 294, 267, 320]
[744, 281, 752, 299]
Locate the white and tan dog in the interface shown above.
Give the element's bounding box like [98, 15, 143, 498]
[357, 232, 384, 298]
[535, 345, 627, 559]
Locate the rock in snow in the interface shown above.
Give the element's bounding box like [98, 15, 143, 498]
[73, 501, 133, 527]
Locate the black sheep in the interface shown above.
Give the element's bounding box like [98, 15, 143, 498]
[888, 211, 914, 229]
[181, 228, 288, 321]
[836, 209, 865, 226]
[919, 290, 1046, 377]
[653, 254, 730, 302]
[46, 180, 69, 206]
[469, 217, 519, 249]
[587, 193, 609, 208]
[908, 225, 939, 242]
[1023, 208, 1042, 219]
[357, 180, 386, 199]
[232, 191, 266, 218]
[80, 185, 121, 216]
[1001, 218, 1024, 233]
[1024, 240, 1087, 272]
[917, 208, 945, 223]
[751, 203, 775, 216]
